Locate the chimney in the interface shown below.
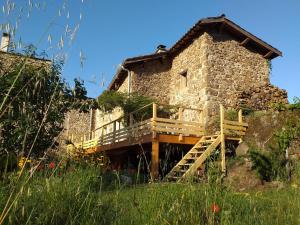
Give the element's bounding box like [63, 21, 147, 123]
[156, 44, 167, 53]
[1, 33, 10, 52]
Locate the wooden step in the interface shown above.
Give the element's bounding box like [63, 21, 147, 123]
[184, 157, 198, 161]
[201, 140, 216, 144]
[189, 150, 204, 154]
[181, 163, 193, 166]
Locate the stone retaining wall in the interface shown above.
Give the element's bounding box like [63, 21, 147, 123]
[235, 84, 288, 110]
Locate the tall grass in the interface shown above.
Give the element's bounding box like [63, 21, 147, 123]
[1, 165, 299, 225]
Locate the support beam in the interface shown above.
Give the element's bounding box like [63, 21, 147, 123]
[263, 51, 273, 59]
[238, 109, 243, 143]
[152, 103, 157, 139]
[240, 37, 250, 46]
[151, 140, 159, 181]
[238, 109, 243, 123]
[158, 134, 200, 145]
[178, 107, 183, 142]
[220, 105, 226, 174]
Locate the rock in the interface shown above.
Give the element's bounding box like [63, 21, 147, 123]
[236, 142, 250, 156]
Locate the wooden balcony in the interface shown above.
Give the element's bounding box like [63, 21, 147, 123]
[67, 103, 204, 154]
[67, 103, 248, 180]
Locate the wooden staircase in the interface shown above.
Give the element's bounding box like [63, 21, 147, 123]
[164, 135, 221, 182]
[163, 105, 249, 182]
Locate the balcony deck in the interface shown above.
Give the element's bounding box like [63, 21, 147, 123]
[68, 103, 205, 155]
[67, 103, 248, 180]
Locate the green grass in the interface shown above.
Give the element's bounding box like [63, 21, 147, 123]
[1, 166, 300, 225]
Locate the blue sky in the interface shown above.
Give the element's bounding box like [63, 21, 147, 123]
[1, 0, 299, 101]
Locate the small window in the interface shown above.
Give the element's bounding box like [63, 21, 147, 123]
[179, 69, 188, 90]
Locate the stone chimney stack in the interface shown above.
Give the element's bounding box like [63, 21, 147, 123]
[1, 33, 10, 52]
[156, 44, 167, 53]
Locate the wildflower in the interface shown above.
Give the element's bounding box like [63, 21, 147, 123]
[211, 203, 220, 213]
[18, 157, 32, 169]
[291, 183, 298, 189]
[48, 162, 56, 169]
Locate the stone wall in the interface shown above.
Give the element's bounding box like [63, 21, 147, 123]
[203, 30, 276, 123]
[59, 110, 91, 144]
[118, 75, 129, 93]
[235, 84, 288, 110]
[131, 58, 172, 103]
[169, 33, 209, 123]
[0, 51, 51, 75]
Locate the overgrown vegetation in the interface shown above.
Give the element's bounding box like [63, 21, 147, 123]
[249, 117, 300, 183]
[0, 47, 95, 173]
[270, 96, 300, 111]
[97, 90, 155, 122]
[1, 164, 300, 225]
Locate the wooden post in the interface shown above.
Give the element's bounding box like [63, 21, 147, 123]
[152, 103, 157, 139]
[238, 109, 243, 143]
[178, 107, 183, 142]
[238, 109, 243, 123]
[220, 104, 226, 174]
[113, 121, 116, 143]
[151, 140, 159, 181]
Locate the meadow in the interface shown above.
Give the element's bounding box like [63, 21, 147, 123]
[1, 163, 300, 225]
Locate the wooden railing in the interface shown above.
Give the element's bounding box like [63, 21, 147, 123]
[219, 104, 248, 173]
[67, 103, 204, 152]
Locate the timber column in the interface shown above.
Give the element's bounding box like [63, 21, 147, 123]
[151, 103, 159, 180]
[220, 104, 226, 174]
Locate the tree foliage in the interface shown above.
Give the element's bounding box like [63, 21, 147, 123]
[97, 90, 154, 123]
[0, 49, 95, 159]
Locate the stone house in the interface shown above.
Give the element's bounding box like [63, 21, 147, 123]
[0, 33, 51, 72]
[93, 15, 287, 131]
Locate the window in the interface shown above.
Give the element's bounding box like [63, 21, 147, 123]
[179, 69, 188, 90]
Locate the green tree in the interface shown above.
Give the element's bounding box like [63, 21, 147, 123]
[0, 49, 94, 160]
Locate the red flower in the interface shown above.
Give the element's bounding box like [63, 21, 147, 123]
[211, 203, 220, 213]
[48, 162, 56, 169]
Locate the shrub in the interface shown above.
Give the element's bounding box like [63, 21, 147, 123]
[97, 91, 155, 124]
[248, 149, 273, 182]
